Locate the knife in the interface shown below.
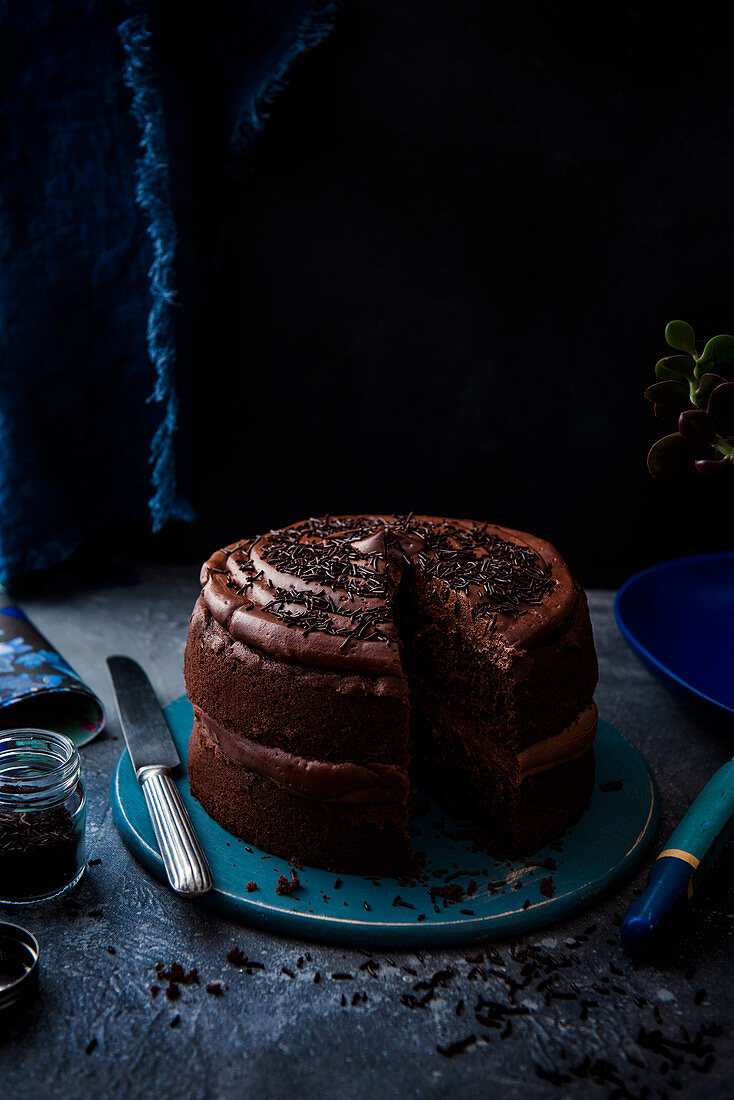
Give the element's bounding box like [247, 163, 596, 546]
[621, 754, 734, 953]
[107, 656, 213, 896]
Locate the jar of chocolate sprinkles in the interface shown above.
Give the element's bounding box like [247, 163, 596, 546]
[0, 729, 86, 903]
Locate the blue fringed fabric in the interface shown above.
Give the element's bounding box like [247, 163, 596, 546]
[0, 0, 338, 583]
[118, 13, 194, 533]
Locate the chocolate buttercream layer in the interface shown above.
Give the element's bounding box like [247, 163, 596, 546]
[188, 730, 412, 876]
[517, 703, 598, 779]
[194, 706, 410, 806]
[200, 515, 577, 675]
[194, 702, 595, 806]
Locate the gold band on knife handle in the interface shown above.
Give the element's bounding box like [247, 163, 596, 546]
[658, 848, 700, 869]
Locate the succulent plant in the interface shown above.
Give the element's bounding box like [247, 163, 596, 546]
[645, 322, 734, 477]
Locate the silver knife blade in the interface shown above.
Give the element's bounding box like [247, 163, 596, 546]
[107, 656, 180, 777]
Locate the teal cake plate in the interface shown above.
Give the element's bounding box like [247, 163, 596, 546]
[111, 697, 659, 947]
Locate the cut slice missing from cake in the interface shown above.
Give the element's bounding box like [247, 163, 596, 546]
[184, 515, 598, 876]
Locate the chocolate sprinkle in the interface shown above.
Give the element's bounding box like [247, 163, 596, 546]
[436, 1035, 476, 1058]
[222, 515, 556, 650]
[225, 949, 264, 973]
[0, 804, 81, 901]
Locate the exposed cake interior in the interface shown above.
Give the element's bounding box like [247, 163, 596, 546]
[185, 515, 598, 874]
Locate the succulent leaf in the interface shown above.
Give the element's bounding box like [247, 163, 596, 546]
[665, 320, 696, 356]
[655, 355, 694, 381]
[647, 432, 692, 477]
[694, 456, 732, 475]
[698, 334, 734, 367]
[644, 380, 690, 421]
[694, 373, 728, 404]
[707, 382, 734, 438]
[678, 409, 716, 444]
[644, 380, 688, 406]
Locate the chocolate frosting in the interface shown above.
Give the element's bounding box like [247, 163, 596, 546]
[195, 703, 595, 805]
[195, 707, 410, 805]
[517, 703, 598, 779]
[200, 515, 578, 674]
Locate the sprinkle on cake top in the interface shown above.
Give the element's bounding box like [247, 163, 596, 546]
[199, 516, 570, 673]
[256, 515, 555, 631]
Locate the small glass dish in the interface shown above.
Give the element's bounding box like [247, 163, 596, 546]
[0, 729, 86, 903]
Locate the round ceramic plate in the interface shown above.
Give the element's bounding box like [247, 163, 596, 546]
[111, 697, 659, 947]
[616, 551, 734, 732]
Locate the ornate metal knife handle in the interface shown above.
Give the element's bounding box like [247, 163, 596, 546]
[138, 766, 213, 895]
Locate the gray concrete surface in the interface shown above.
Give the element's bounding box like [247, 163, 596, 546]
[2, 569, 732, 1098]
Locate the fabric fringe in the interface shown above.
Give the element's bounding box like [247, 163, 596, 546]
[231, 0, 342, 160]
[119, 12, 194, 532]
[120, 2, 340, 532]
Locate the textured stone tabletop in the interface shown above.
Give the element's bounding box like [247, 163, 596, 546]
[2, 568, 732, 1098]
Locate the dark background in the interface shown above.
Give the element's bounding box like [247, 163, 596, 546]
[176, 0, 734, 587]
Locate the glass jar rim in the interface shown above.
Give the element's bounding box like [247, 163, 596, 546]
[0, 728, 81, 807]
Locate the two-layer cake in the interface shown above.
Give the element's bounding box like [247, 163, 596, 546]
[184, 515, 598, 875]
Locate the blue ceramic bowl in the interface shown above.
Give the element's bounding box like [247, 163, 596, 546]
[615, 552, 734, 730]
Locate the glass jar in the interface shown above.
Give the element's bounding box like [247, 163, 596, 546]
[0, 729, 86, 903]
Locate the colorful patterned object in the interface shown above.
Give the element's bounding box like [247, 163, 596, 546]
[0, 603, 104, 746]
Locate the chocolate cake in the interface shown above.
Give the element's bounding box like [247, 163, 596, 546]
[185, 515, 598, 875]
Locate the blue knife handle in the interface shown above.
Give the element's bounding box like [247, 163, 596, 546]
[621, 759, 734, 953]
